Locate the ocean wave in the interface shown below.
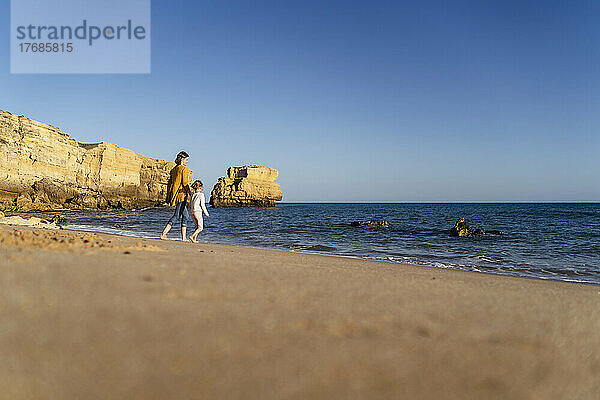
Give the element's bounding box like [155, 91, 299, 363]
[62, 224, 158, 239]
[284, 243, 337, 252]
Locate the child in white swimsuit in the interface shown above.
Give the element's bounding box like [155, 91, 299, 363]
[188, 180, 210, 243]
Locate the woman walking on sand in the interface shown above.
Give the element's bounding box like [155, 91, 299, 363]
[161, 151, 193, 241]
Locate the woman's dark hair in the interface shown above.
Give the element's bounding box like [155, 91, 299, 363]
[174, 151, 189, 165]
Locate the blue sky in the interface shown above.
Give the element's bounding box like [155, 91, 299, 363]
[2, 0, 599, 201]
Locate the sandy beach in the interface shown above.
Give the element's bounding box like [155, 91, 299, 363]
[1, 225, 599, 399]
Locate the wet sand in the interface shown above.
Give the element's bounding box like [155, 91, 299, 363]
[1, 225, 599, 399]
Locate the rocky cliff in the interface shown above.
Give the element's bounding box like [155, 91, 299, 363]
[210, 166, 283, 207]
[0, 109, 174, 210]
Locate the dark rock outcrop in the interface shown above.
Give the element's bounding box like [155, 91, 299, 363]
[449, 218, 502, 237]
[350, 220, 389, 227]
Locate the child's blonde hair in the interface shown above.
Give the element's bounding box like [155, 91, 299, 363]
[191, 180, 203, 191]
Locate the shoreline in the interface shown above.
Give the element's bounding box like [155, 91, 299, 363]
[2, 215, 597, 286]
[54, 226, 600, 287]
[6, 204, 599, 286]
[1, 224, 599, 399]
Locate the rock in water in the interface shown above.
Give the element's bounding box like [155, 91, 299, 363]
[210, 165, 283, 207]
[449, 218, 473, 236]
[449, 218, 497, 237]
[0, 215, 59, 229]
[0, 109, 173, 211]
[350, 220, 389, 227]
[51, 215, 66, 225]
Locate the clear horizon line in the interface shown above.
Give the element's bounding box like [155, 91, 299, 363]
[279, 200, 600, 204]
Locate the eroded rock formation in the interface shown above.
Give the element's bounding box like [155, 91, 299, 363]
[0, 109, 174, 210]
[210, 165, 283, 207]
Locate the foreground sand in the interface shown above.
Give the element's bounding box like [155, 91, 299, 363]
[0, 226, 599, 399]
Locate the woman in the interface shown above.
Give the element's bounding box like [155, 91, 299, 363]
[161, 151, 193, 241]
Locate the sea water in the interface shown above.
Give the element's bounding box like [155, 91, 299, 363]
[14, 203, 600, 285]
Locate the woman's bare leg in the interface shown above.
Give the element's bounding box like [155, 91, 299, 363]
[181, 226, 188, 241]
[160, 223, 172, 240]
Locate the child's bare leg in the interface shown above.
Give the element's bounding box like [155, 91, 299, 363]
[189, 214, 199, 242]
[190, 213, 203, 242]
[189, 217, 201, 241]
[190, 227, 202, 242]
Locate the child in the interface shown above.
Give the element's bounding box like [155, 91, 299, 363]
[188, 180, 210, 243]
